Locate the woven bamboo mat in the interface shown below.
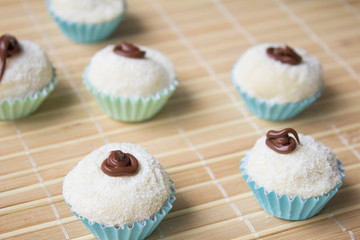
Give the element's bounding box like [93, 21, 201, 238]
[1, 0, 360, 239]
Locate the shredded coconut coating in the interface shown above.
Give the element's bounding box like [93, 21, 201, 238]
[88, 45, 176, 99]
[246, 134, 342, 199]
[63, 143, 172, 227]
[233, 43, 323, 104]
[49, 0, 124, 24]
[0, 40, 53, 101]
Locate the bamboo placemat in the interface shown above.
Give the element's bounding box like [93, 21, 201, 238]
[1, 0, 360, 239]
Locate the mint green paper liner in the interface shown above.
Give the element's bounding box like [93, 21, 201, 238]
[47, 0, 126, 43]
[83, 68, 178, 122]
[231, 68, 323, 121]
[0, 68, 57, 120]
[240, 154, 344, 220]
[70, 186, 176, 240]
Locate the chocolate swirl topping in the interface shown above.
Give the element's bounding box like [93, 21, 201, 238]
[266, 128, 300, 154]
[0, 34, 21, 82]
[266, 45, 302, 65]
[101, 150, 139, 177]
[113, 41, 145, 59]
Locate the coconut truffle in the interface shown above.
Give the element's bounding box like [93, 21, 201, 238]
[49, 0, 124, 24]
[232, 43, 323, 104]
[87, 44, 176, 99]
[63, 143, 172, 227]
[246, 133, 342, 199]
[0, 40, 53, 101]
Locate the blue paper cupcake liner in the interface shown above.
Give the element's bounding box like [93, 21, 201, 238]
[70, 186, 176, 240]
[240, 154, 345, 220]
[0, 68, 57, 120]
[83, 67, 178, 122]
[231, 71, 323, 121]
[47, 0, 126, 43]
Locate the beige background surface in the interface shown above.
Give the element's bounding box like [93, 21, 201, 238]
[1, 0, 360, 239]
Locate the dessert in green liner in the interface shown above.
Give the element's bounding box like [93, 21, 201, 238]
[0, 34, 56, 120]
[83, 41, 178, 122]
[240, 128, 344, 220]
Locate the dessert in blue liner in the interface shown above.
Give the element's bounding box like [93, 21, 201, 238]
[0, 34, 57, 120]
[240, 128, 344, 220]
[63, 143, 176, 240]
[232, 43, 323, 121]
[70, 187, 175, 240]
[47, 0, 126, 43]
[83, 41, 178, 122]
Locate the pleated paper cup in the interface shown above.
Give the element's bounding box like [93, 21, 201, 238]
[231, 70, 323, 121]
[83, 68, 178, 122]
[70, 186, 176, 240]
[47, 0, 126, 43]
[240, 154, 345, 220]
[0, 68, 57, 120]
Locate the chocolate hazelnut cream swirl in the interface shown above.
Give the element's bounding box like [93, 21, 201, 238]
[266, 128, 301, 154]
[0, 34, 21, 82]
[113, 41, 145, 59]
[266, 45, 302, 65]
[101, 150, 139, 177]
